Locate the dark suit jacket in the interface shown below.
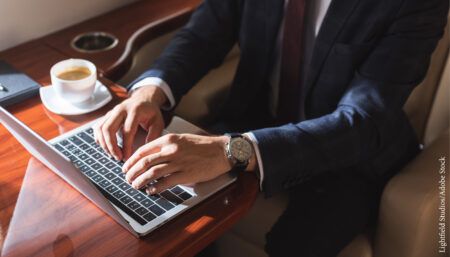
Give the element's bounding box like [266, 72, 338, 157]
[129, 0, 449, 196]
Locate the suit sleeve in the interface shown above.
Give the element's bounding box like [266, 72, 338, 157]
[127, 0, 238, 104]
[251, 0, 449, 197]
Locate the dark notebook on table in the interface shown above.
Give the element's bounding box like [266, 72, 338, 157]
[0, 60, 40, 107]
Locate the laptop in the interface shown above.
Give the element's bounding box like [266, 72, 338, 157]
[0, 106, 236, 237]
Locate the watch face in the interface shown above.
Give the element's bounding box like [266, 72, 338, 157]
[230, 138, 253, 162]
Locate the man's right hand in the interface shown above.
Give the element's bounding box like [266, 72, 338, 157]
[93, 86, 168, 161]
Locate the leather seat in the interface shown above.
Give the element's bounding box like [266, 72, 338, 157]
[120, 13, 450, 257]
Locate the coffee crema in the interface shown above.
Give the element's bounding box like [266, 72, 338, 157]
[57, 66, 91, 80]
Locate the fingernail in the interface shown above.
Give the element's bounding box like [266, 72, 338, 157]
[132, 182, 139, 189]
[146, 186, 156, 195]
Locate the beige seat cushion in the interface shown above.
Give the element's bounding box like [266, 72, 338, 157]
[424, 51, 450, 145]
[337, 234, 373, 257]
[404, 17, 449, 143]
[175, 51, 239, 126]
[373, 130, 449, 257]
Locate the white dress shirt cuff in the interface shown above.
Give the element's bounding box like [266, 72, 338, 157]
[244, 132, 264, 190]
[129, 77, 176, 110]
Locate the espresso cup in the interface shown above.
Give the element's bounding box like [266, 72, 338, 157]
[50, 59, 97, 104]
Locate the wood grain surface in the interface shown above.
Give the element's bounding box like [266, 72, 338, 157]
[0, 0, 259, 256]
[42, 0, 201, 81]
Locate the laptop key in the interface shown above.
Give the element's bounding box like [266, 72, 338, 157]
[54, 144, 64, 152]
[85, 158, 95, 165]
[87, 171, 97, 178]
[92, 175, 104, 183]
[112, 167, 122, 174]
[148, 204, 165, 216]
[100, 180, 111, 188]
[85, 148, 95, 155]
[133, 193, 145, 202]
[60, 140, 70, 146]
[66, 144, 76, 151]
[79, 144, 89, 151]
[86, 128, 94, 135]
[113, 190, 125, 199]
[106, 185, 118, 193]
[99, 158, 108, 164]
[147, 194, 160, 202]
[98, 168, 109, 175]
[120, 183, 132, 191]
[126, 188, 139, 196]
[135, 207, 149, 216]
[80, 166, 91, 173]
[105, 172, 116, 180]
[62, 151, 71, 157]
[179, 192, 193, 201]
[68, 136, 84, 146]
[170, 186, 184, 195]
[112, 178, 123, 185]
[156, 198, 175, 211]
[79, 154, 89, 160]
[95, 145, 105, 153]
[78, 132, 94, 144]
[72, 149, 82, 156]
[120, 196, 133, 205]
[92, 163, 102, 170]
[73, 160, 84, 168]
[143, 212, 156, 222]
[141, 199, 154, 208]
[127, 201, 140, 210]
[105, 162, 116, 169]
[93, 153, 103, 159]
[160, 190, 183, 205]
[68, 155, 77, 162]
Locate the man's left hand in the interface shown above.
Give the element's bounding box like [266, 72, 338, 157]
[122, 133, 232, 194]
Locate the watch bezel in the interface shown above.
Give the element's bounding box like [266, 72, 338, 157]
[229, 137, 253, 163]
[225, 134, 253, 171]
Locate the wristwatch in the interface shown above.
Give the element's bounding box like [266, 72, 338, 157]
[225, 133, 254, 171]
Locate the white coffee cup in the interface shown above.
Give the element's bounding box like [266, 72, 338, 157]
[50, 59, 97, 104]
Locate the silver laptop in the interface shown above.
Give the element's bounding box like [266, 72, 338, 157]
[0, 106, 236, 237]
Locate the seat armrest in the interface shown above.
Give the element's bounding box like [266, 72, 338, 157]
[374, 130, 449, 257]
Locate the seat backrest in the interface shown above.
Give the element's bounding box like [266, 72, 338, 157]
[403, 16, 450, 144]
[423, 50, 450, 146]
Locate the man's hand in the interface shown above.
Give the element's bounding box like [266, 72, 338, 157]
[122, 133, 233, 194]
[93, 86, 167, 161]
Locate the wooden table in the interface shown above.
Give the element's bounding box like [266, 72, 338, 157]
[0, 0, 259, 256]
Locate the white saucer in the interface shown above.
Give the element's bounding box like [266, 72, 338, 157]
[40, 81, 112, 115]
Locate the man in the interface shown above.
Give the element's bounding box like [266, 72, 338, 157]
[94, 0, 449, 256]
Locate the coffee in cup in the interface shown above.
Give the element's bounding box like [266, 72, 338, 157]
[50, 59, 97, 104]
[57, 66, 91, 81]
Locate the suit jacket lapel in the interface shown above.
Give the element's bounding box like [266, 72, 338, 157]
[304, 0, 362, 101]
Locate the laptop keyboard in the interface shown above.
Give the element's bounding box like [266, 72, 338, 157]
[53, 127, 192, 225]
